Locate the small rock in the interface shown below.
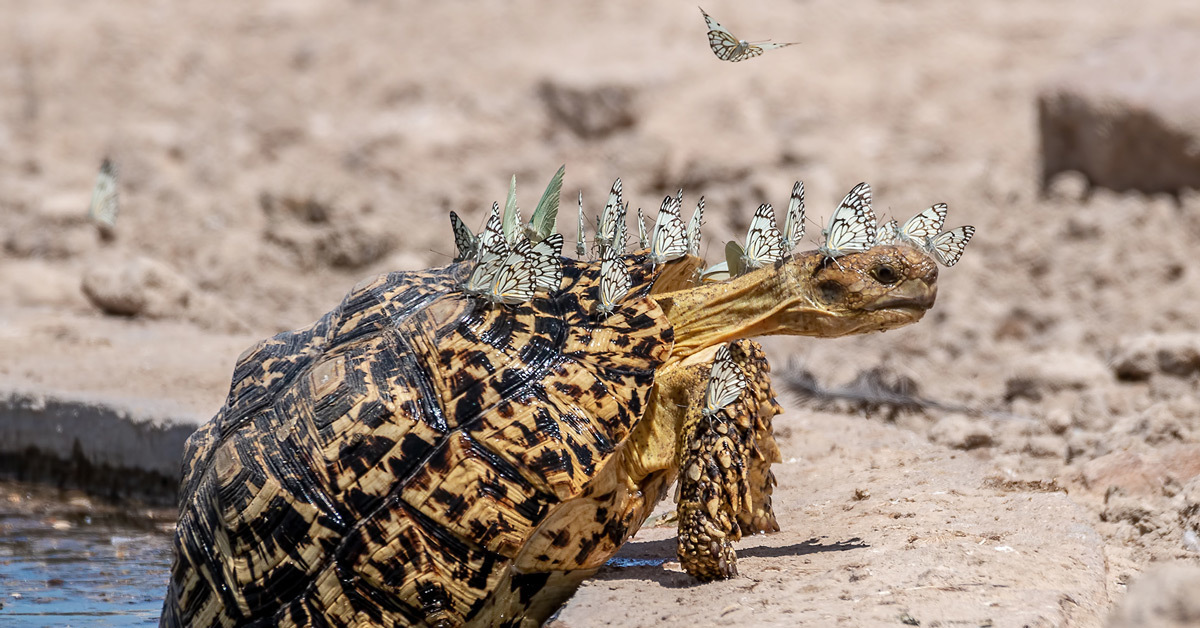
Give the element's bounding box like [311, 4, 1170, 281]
[1039, 28, 1200, 194]
[1112, 333, 1200, 380]
[81, 256, 194, 318]
[1045, 171, 1090, 202]
[929, 415, 994, 450]
[1105, 561, 1200, 627]
[538, 79, 638, 139]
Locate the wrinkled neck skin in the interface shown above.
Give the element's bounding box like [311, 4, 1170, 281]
[653, 251, 839, 365]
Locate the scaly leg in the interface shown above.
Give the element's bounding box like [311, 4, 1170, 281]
[675, 340, 782, 581]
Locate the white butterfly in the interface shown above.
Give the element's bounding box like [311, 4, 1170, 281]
[818, 182, 877, 260]
[700, 7, 797, 63]
[740, 203, 786, 270]
[637, 207, 650, 249]
[702, 344, 749, 417]
[476, 202, 508, 264]
[650, 194, 688, 265]
[449, 211, 477, 262]
[576, 192, 587, 258]
[687, 197, 705, 256]
[898, 203, 948, 247]
[596, 249, 632, 317]
[87, 158, 119, 230]
[782, 181, 805, 252]
[484, 238, 549, 306]
[463, 256, 505, 297]
[531, 234, 564, 292]
[594, 179, 624, 257]
[875, 219, 899, 245]
[928, 225, 975, 267]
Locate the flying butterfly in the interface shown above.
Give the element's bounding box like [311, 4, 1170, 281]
[818, 182, 877, 261]
[637, 207, 650, 249]
[702, 344, 749, 418]
[595, 249, 632, 317]
[875, 219, 899, 245]
[87, 158, 119, 232]
[687, 197, 705, 256]
[449, 211, 477, 262]
[928, 225, 975, 267]
[739, 203, 786, 270]
[782, 181, 805, 252]
[699, 7, 797, 63]
[898, 203, 948, 247]
[594, 178, 624, 257]
[649, 194, 688, 265]
[576, 192, 587, 258]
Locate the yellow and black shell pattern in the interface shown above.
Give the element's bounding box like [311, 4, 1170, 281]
[161, 254, 673, 628]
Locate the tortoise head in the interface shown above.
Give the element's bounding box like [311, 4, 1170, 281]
[653, 245, 937, 359]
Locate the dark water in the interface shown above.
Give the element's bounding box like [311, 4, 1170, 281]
[0, 484, 174, 628]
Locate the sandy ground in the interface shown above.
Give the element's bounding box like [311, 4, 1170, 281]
[3, 0, 1200, 625]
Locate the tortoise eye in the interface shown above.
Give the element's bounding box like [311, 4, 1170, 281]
[871, 264, 900, 285]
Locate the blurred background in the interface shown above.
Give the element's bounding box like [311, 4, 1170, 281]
[3, 0, 1200, 625]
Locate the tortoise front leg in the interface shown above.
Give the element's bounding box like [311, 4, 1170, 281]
[676, 339, 782, 581]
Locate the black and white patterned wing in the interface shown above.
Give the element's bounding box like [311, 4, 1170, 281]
[450, 211, 478, 262]
[899, 203, 948, 246]
[702, 344, 749, 417]
[477, 201, 508, 264]
[489, 239, 538, 305]
[531, 233, 564, 292]
[596, 251, 632, 316]
[742, 203, 785, 269]
[782, 181, 805, 252]
[650, 194, 688, 264]
[576, 192, 587, 258]
[818, 182, 876, 259]
[875, 219, 899, 245]
[637, 207, 650, 249]
[687, 197, 705, 256]
[929, 225, 975, 267]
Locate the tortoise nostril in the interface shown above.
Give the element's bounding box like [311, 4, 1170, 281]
[817, 279, 845, 303]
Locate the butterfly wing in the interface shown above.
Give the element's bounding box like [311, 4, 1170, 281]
[875, 219, 899, 245]
[703, 344, 748, 416]
[899, 203, 948, 246]
[725, 240, 746, 277]
[576, 192, 587, 258]
[929, 225, 975, 267]
[614, 203, 629, 254]
[637, 207, 650, 249]
[782, 181, 805, 251]
[531, 234, 564, 292]
[450, 211, 478, 262]
[477, 202, 508, 264]
[595, 178, 624, 255]
[525, 164, 564, 243]
[87, 159, 119, 228]
[650, 194, 688, 263]
[597, 252, 632, 315]
[821, 182, 876, 257]
[687, 197, 705, 256]
[490, 239, 538, 305]
[700, 8, 744, 61]
[742, 203, 785, 268]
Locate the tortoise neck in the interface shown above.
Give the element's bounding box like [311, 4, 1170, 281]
[651, 252, 833, 362]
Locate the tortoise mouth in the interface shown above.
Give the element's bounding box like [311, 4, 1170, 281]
[863, 279, 937, 312]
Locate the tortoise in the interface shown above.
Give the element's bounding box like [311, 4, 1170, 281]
[160, 178, 939, 628]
